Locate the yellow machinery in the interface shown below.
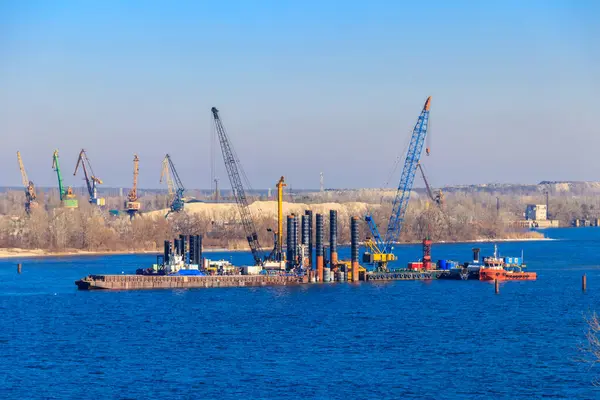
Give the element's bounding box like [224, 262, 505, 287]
[264, 176, 287, 269]
[335, 260, 367, 280]
[126, 154, 141, 218]
[276, 176, 286, 261]
[16, 151, 38, 213]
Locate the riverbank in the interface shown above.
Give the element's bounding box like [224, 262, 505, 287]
[0, 236, 552, 260]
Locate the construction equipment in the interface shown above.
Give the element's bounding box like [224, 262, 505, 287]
[160, 154, 186, 217]
[212, 107, 280, 267]
[417, 163, 443, 208]
[16, 151, 37, 213]
[125, 154, 141, 218]
[274, 176, 286, 262]
[74, 149, 105, 206]
[52, 150, 78, 208]
[364, 97, 431, 271]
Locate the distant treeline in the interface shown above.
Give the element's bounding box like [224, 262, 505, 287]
[0, 189, 568, 253]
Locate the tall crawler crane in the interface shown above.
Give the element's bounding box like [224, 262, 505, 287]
[125, 154, 141, 218]
[160, 154, 186, 217]
[364, 97, 431, 271]
[212, 107, 275, 266]
[16, 151, 37, 213]
[52, 150, 78, 208]
[74, 149, 105, 206]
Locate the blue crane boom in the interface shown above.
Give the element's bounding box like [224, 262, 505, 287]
[364, 97, 431, 268]
[160, 154, 186, 216]
[383, 96, 431, 251]
[74, 149, 104, 205]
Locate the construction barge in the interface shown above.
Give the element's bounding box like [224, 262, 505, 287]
[75, 274, 302, 290]
[75, 227, 535, 291]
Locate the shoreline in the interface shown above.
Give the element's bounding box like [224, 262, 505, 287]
[0, 236, 553, 260]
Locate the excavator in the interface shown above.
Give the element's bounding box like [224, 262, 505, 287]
[52, 150, 78, 208]
[16, 151, 38, 213]
[74, 149, 105, 206]
[160, 154, 185, 217]
[125, 154, 141, 219]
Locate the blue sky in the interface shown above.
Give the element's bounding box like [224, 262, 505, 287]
[1, 1, 598, 190]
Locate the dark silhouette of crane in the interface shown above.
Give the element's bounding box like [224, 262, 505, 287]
[211, 107, 264, 266]
[17, 151, 37, 213]
[74, 149, 105, 206]
[160, 154, 186, 217]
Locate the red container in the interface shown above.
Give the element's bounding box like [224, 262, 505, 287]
[407, 262, 423, 270]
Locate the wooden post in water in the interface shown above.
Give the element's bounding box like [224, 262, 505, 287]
[583, 274, 587, 293]
[17, 263, 22, 274]
[495, 279, 499, 294]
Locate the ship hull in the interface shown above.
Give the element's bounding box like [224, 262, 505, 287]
[75, 274, 301, 290]
[479, 268, 537, 281]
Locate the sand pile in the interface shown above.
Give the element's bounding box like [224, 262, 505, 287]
[145, 201, 380, 221]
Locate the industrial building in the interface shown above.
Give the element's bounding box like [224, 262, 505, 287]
[523, 204, 559, 228]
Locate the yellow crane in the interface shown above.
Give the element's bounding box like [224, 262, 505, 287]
[276, 176, 286, 261]
[125, 154, 141, 218]
[265, 176, 287, 269]
[16, 151, 37, 213]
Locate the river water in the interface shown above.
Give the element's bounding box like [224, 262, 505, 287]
[1, 228, 599, 399]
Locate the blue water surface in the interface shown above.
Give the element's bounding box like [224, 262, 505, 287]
[1, 227, 600, 399]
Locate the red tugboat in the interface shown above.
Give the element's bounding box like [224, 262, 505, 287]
[478, 245, 537, 281]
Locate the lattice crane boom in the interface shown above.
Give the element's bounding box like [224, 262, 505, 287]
[128, 155, 139, 202]
[52, 150, 65, 200]
[74, 149, 103, 204]
[17, 151, 37, 213]
[17, 151, 29, 188]
[383, 96, 431, 251]
[160, 154, 185, 215]
[211, 107, 264, 265]
[160, 156, 175, 197]
[364, 97, 431, 270]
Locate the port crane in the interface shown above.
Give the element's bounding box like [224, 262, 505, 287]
[52, 150, 78, 208]
[160, 154, 185, 217]
[125, 154, 141, 218]
[417, 163, 443, 208]
[16, 151, 37, 213]
[364, 97, 431, 271]
[74, 149, 105, 206]
[211, 107, 269, 266]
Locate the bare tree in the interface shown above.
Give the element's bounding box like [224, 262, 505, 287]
[582, 313, 600, 386]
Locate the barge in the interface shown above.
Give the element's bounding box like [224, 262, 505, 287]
[74, 232, 537, 290]
[75, 274, 302, 290]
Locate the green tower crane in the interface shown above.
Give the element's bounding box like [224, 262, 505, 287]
[52, 150, 78, 208]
